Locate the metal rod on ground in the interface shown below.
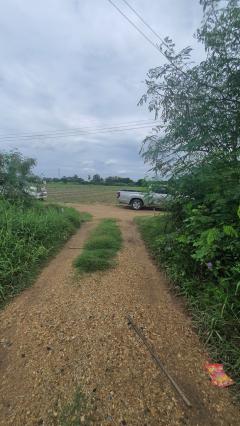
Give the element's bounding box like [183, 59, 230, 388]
[68, 247, 84, 249]
[127, 315, 192, 408]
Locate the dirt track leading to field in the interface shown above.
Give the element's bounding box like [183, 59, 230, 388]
[0, 203, 239, 425]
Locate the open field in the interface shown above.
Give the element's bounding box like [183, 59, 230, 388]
[47, 183, 143, 204]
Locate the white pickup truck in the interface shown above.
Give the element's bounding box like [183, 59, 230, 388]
[116, 189, 167, 210]
[25, 185, 47, 200]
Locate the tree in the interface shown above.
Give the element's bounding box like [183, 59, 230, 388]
[91, 174, 103, 184]
[136, 178, 145, 187]
[76, 177, 85, 184]
[105, 176, 134, 185]
[138, 0, 240, 378]
[0, 151, 36, 200]
[140, 0, 240, 177]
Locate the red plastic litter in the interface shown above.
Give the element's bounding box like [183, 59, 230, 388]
[205, 363, 234, 388]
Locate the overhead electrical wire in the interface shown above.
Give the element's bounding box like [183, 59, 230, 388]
[107, 0, 192, 69]
[0, 119, 157, 140]
[121, 0, 169, 48]
[107, 0, 240, 107]
[0, 121, 157, 141]
[0, 122, 159, 143]
[106, 0, 162, 55]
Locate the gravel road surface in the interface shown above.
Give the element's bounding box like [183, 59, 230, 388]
[0, 203, 239, 425]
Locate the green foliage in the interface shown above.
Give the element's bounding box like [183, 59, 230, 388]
[0, 150, 37, 201]
[46, 175, 138, 186]
[104, 176, 134, 185]
[91, 173, 103, 184]
[140, 0, 240, 176]
[74, 219, 122, 273]
[136, 196, 240, 381]
[138, 0, 240, 384]
[0, 199, 89, 306]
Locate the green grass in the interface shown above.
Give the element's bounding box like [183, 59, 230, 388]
[60, 388, 93, 426]
[74, 218, 122, 272]
[0, 199, 91, 307]
[47, 183, 144, 204]
[135, 215, 170, 245]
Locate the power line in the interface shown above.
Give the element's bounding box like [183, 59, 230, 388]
[106, 0, 162, 55]
[0, 119, 157, 140]
[107, 0, 240, 107]
[0, 119, 156, 139]
[0, 122, 157, 142]
[1, 124, 158, 143]
[107, 0, 194, 75]
[106, 1, 201, 85]
[121, 0, 168, 48]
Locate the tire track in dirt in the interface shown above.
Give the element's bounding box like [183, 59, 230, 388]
[0, 204, 239, 425]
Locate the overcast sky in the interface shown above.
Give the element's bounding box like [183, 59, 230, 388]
[0, 0, 204, 179]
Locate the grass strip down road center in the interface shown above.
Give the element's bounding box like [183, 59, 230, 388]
[74, 218, 122, 272]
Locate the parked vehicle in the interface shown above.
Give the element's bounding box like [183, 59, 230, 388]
[116, 189, 167, 210]
[25, 185, 47, 200]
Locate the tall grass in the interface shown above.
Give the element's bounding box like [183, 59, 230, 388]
[0, 199, 90, 306]
[74, 218, 122, 272]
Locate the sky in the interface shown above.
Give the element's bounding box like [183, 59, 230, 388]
[0, 0, 204, 179]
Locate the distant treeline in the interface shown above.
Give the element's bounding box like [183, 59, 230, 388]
[45, 174, 147, 186]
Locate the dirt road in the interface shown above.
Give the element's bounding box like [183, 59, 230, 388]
[0, 204, 239, 425]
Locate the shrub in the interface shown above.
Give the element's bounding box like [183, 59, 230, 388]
[136, 196, 240, 383]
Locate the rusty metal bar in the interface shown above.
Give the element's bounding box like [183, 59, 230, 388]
[127, 315, 192, 408]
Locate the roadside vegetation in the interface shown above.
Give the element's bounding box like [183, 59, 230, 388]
[138, 0, 240, 384]
[0, 199, 90, 306]
[74, 219, 122, 272]
[0, 151, 91, 306]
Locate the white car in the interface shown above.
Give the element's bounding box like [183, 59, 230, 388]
[117, 189, 167, 210]
[26, 185, 47, 200]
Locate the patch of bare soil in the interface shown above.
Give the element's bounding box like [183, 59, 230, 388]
[0, 204, 239, 425]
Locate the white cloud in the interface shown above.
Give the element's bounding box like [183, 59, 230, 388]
[0, 0, 204, 178]
[82, 167, 95, 173]
[105, 159, 118, 166]
[81, 160, 94, 166]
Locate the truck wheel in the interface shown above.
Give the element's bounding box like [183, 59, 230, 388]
[130, 198, 143, 210]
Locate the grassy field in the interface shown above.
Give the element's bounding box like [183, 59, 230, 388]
[47, 183, 143, 204]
